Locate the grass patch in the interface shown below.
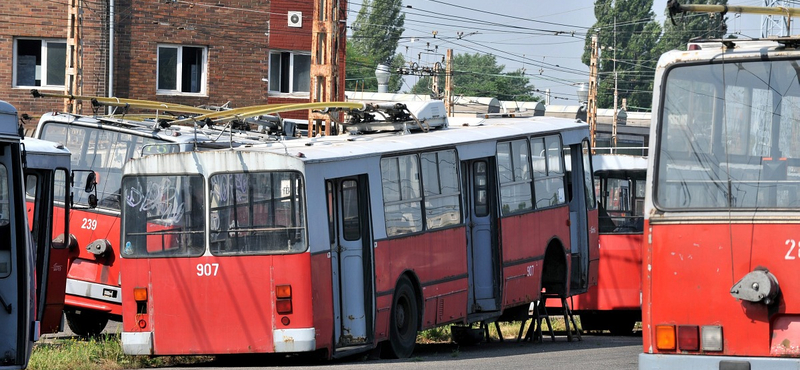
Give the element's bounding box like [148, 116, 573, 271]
[29, 334, 212, 370]
[417, 316, 576, 344]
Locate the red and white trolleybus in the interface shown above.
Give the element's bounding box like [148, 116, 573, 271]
[641, 3, 800, 368]
[119, 101, 599, 358]
[572, 154, 646, 335]
[31, 96, 285, 336]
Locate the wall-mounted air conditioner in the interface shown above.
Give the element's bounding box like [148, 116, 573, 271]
[288, 11, 302, 28]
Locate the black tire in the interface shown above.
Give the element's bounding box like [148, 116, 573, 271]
[382, 276, 419, 359]
[65, 310, 108, 337]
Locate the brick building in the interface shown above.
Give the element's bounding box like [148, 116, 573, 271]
[1, 0, 347, 130]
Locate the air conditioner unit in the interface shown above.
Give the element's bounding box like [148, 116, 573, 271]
[288, 11, 302, 28]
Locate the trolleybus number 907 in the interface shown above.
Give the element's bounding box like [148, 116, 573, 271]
[197, 263, 220, 276]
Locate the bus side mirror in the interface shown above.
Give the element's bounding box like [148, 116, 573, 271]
[87, 193, 98, 209]
[85, 172, 97, 193]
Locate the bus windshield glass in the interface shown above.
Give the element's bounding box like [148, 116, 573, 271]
[122, 175, 205, 258]
[657, 60, 800, 210]
[40, 122, 178, 210]
[209, 171, 307, 255]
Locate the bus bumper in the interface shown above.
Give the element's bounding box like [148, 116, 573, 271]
[122, 332, 153, 355]
[640, 353, 800, 370]
[273, 328, 315, 352]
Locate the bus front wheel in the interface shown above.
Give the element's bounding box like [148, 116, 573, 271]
[382, 276, 419, 359]
[65, 309, 108, 337]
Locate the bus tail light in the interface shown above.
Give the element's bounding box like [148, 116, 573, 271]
[133, 287, 148, 302]
[678, 325, 699, 351]
[276, 284, 293, 315]
[701, 325, 723, 351]
[276, 285, 292, 299]
[656, 325, 676, 351]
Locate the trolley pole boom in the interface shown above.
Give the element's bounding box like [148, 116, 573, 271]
[667, 0, 800, 17]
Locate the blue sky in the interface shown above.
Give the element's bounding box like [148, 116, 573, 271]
[346, 0, 769, 107]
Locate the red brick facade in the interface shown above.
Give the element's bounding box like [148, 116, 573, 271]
[2, 0, 347, 127]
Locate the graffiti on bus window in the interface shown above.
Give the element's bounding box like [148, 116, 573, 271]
[125, 179, 185, 225]
[210, 173, 249, 205]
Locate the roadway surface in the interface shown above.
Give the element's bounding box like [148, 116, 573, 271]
[43, 319, 642, 369]
[166, 333, 642, 370]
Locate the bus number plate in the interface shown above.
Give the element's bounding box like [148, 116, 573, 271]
[197, 263, 219, 276]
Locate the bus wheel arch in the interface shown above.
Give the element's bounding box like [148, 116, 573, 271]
[541, 239, 568, 297]
[65, 309, 109, 337]
[381, 272, 421, 359]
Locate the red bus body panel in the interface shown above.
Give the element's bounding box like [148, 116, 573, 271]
[643, 221, 800, 356]
[65, 208, 122, 316]
[26, 200, 70, 333]
[572, 232, 642, 311]
[500, 207, 570, 306]
[374, 227, 469, 340]
[122, 253, 313, 355]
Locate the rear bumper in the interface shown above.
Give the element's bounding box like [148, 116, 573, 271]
[274, 328, 315, 352]
[122, 332, 153, 355]
[640, 353, 800, 370]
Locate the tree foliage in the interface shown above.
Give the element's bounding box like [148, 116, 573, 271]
[655, 0, 728, 57]
[582, 0, 661, 110]
[410, 53, 538, 101]
[345, 0, 405, 92]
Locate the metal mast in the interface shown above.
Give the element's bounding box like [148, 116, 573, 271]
[762, 0, 789, 37]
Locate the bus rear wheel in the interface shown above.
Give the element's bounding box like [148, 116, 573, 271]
[382, 276, 418, 359]
[65, 310, 108, 337]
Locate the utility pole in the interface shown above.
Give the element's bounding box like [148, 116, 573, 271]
[309, 0, 345, 136]
[444, 49, 453, 117]
[588, 34, 599, 151]
[65, 0, 83, 113]
[612, 18, 618, 151]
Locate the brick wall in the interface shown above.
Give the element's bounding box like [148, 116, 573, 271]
[0, 0, 107, 130]
[2, 0, 348, 131]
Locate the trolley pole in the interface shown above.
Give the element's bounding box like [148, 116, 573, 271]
[588, 34, 599, 151]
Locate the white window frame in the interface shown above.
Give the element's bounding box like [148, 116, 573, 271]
[156, 44, 208, 96]
[13, 37, 67, 89]
[268, 50, 311, 96]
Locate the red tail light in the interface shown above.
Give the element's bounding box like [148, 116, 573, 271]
[276, 284, 293, 315]
[276, 299, 293, 314]
[678, 325, 699, 351]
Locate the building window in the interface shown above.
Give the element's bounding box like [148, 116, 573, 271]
[157, 45, 207, 95]
[14, 38, 66, 88]
[269, 51, 311, 94]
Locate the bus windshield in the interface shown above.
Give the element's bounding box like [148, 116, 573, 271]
[209, 171, 307, 255]
[122, 175, 205, 258]
[40, 122, 178, 210]
[656, 60, 800, 210]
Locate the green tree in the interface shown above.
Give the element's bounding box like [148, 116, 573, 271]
[655, 0, 728, 56]
[582, 0, 661, 110]
[410, 53, 538, 101]
[345, 0, 405, 92]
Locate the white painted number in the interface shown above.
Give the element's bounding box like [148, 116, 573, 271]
[786, 239, 797, 260]
[81, 218, 97, 230]
[526, 265, 535, 277]
[196, 263, 219, 276]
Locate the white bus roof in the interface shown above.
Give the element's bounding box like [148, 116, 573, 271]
[238, 115, 587, 164]
[124, 115, 590, 175]
[23, 137, 71, 170]
[0, 100, 18, 138]
[592, 154, 647, 172]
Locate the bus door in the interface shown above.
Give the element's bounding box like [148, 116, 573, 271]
[327, 176, 373, 348]
[462, 158, 499, 312]
[567, 141, 598, 295]
[25, 168, 71, 334]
